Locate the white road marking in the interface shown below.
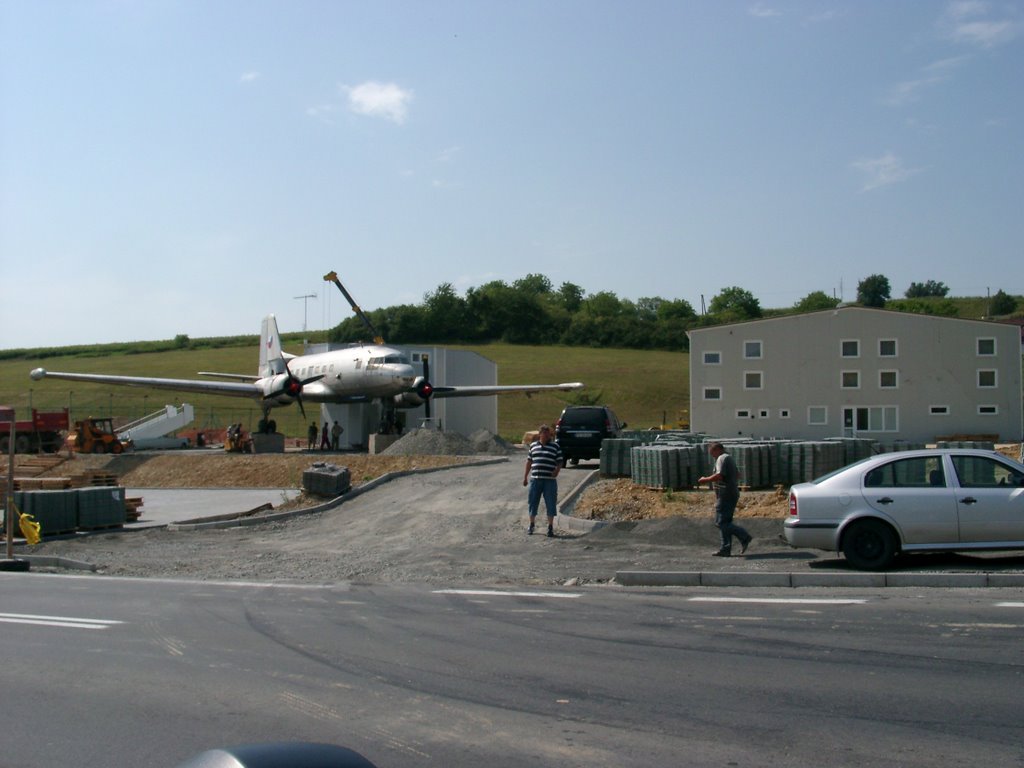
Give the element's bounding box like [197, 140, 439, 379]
[995, 602, 1024, 608]
[689, 597, 867, 605]
[0, 612, 123, 629]
[433, 589, 582, 599]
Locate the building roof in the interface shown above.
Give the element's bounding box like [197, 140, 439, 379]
[686, 305, 1019, 338]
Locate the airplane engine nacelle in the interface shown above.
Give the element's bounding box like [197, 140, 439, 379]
[261, 373, 300, 404]
[393, 392, 425, 409]
[393, 378, 434, 409]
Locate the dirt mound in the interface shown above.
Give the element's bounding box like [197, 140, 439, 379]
[381, 428, 515, 456]
[572, 478, 789, 521]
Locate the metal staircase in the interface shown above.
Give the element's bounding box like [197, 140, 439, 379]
[118, 404, 195, 450]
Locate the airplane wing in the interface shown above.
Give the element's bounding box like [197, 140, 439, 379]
[29, 368, 263, 399]
[197, 371, 260, 381]
[430, 382, 585, 399]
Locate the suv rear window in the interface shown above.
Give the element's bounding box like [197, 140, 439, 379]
[559, 408, 608, 428]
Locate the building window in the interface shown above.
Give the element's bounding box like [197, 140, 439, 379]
[841, 370, 860, 389]
[879, 339, 897, 357]
[735, 409, 751, 419]
[808, 406, 828, 425]
[779, 409, 791, 419]
[703, 351, 721, 365]
[843, 406, 898, 433]
[879, 370, 898, 389]
[930, 405, 950, 416]
[978, 405, 999, 416]
[744, 340, 763, 359]
[744, 371, 763, 390]
[841, 339, 860, 358]
[703, 387, 722, 401]
[759, 409, 769, 418]
[978, 369, 997, 388]
[977, 338, 996, 356]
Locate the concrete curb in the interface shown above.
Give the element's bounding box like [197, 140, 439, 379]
[21, 555, 98, 572]
[168, 457, 510, 531]
[615, 570, 1024, 588]
[556, 468, 607, 534]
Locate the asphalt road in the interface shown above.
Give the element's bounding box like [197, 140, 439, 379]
[3, 573, 1024, 768]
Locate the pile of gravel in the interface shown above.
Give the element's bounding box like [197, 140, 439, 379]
[381, 428, 515, 456]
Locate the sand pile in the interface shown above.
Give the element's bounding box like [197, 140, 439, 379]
[381, 428, 515, 456]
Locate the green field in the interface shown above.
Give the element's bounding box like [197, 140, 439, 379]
[0, 342, 688, 444]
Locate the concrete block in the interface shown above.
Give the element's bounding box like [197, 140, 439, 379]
[251, 432, 285, 454]
[368, 433, 401, 454]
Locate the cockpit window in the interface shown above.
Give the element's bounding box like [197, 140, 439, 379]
[369, 354, 410, 365]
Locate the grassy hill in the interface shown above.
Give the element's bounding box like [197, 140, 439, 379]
[4, 294, 1016, 444]
[0, 341, 687, 444]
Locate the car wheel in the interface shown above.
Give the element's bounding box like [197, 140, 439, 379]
[842, 519, 897, 571]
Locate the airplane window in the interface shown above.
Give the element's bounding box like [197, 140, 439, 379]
[383, 354, 409, 365]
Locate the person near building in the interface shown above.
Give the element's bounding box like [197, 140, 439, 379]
[307, 421, 318, 451]
[697, 441, 753, 557]
[331, 420, 343, 450]
[522, 424, 562, 537]
[320, 422, 330, 450]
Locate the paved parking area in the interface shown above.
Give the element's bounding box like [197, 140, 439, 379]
[125, 488, 301, 528]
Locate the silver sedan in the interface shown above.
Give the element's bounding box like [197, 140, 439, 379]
[784, 448, 1024, 570]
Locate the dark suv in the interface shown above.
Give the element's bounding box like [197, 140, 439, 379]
[554, 405, 626, 465]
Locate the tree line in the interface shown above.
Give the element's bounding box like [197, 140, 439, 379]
[327, 273, 1020, 352]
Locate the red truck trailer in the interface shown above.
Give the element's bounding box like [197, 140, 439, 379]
[0, 408, 69, 454]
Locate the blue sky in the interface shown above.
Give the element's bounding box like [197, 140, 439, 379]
[2, 1, 1022, 348]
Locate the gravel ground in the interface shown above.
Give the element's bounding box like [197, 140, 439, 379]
[15, 441, 1024, 585]
[15, 452, 795, 585]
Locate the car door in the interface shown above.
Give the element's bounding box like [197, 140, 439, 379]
[950, 454, 1024, 544]
[861, 455, 959, 545]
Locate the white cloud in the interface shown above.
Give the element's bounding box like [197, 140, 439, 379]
[342, 81, 413, 124]
[239, 71, 260, 84]
[886, 56, 969, 106]
[306, 103, 338, 124]
[940, 1, 1020, 48]
[851, 153, 924, 192]
[436, 146, 460, 163]
[748, 3, 781, 18]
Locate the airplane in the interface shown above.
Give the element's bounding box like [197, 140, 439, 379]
[29, 272, 584, 433]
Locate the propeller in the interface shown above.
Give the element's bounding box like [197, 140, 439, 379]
[421, 354, 432, 419]
[268, 360, 323, 419]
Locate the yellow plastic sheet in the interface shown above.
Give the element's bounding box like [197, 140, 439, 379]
[14, 501, 41, 546]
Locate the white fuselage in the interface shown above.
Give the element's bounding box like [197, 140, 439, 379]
[289, 345, 418, 402]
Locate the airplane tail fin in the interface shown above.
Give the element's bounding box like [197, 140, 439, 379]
[259, 315, 286, 377]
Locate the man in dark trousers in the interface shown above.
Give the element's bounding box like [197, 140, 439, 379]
[698, 442, 752, 557]
[522, 424, 563, 537]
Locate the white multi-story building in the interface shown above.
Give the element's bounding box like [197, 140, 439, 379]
[687, 306, 1023, 443]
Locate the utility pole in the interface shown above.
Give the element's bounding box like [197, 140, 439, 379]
[294, 293, 317, 333]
